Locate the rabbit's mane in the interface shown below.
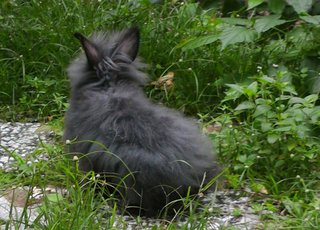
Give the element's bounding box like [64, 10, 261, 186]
[68, 30, 149, 91]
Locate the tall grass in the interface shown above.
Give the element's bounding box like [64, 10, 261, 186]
[0, 141, 222, 229]
[0, 0, 274, 120]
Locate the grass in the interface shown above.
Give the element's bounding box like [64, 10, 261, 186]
[0, 123, 318, 229]
[1, 135, 224, 229]
[0, 0, 320, 229]
[0, 146, 218, 229]
[0, 0, 277, 119]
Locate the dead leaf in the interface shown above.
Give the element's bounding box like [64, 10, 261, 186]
[47, 115, 54, 121]
[259, 186, 268, 195]
[205, 124, 222, 133]
[150, 71, 174, 89]
[2, 186, 67, 207]
[3, 187, 30, 207]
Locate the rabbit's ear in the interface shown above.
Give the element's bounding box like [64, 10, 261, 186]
[74, 32, 102, 68]
[114, 27, 140, 61]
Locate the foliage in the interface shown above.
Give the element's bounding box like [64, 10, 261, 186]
[207, 67, 320, 226]
[180, 0, 320, 96]
[211, 69, 320, 199]
[1, 0, 318, 121]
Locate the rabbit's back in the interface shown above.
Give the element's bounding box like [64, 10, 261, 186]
[66, 85, 216, 165]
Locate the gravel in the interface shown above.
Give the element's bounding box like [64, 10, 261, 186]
[0, 122, 53, 171]
[0, 122, 265, 229]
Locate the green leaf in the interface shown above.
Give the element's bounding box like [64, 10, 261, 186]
[259, 75, 276, 84]
[179, 35, 220, 51]
[275, 160, 285, 168]
[305, 152, 315, 159]
[253, 104, 272, 117]
[287, 141, 296, 151]
[46, 193, 64, 203]
[267, 133, 280, 144]
[286, 0, 313, 14]
[301, 108, 314, 116]
[220, 26, 257, 49]
[311, 76, 320, 94]
[300, 15, 320, 24]
[261, 122, 273, 132]
[268, 0, 286, 14]
[226, 83, 244, 93]
[248, 0, 265, 10]
[281, 83, 297, 94]
[235, 101, 256, 111]
[255, 98, 269, 105]
[304, 94, 318, 103]
[221, 18, 252, 26]
[234, 164, 244, 171]
[288, 97, 305, 104]
[180, 3, 198, 18]
[223, 86, 244, 102]
[297, 124, 309, 138]
[222, 92, 242, 102]
[254, 15, 286, 33]
[237, 154, 247, 163]
[244, 81, 258, 97]
[274, 126, 292, 132]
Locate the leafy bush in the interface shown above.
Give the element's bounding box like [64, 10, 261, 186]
[180, 0, 320, 95]
[212, 69, 320, 198]
[176, 0, 320, 202]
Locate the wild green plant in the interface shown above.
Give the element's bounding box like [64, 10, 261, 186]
[212, 69, 320, 198]
[179, 0, 320, 94]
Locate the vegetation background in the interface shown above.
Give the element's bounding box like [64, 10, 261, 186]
[0, 0, 319, 228]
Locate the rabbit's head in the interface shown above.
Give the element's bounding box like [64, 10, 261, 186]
[68, 27, 148, 90]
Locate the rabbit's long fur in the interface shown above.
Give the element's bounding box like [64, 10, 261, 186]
[64, 27, 219, 216]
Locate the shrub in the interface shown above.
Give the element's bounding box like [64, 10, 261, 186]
[212, 69, 320, 198]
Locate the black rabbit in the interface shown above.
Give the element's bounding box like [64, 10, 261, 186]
[63, 27, 220, 217]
